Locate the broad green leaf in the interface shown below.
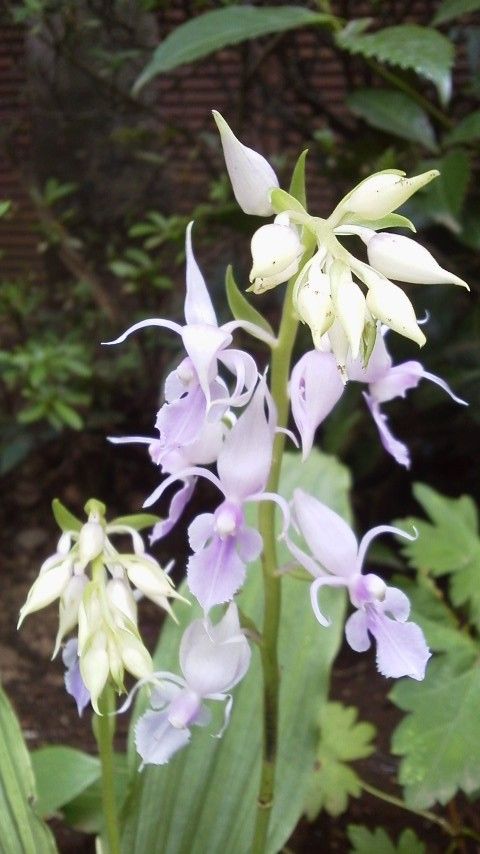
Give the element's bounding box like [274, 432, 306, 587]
[121, 450, 350, 854]
[348, 825, 426, 854]
[289, 149, 309, 208]
[110, 513, 161, 531]
[134, 7, 334, 91]
[0, 684, 58, 853]
[347, 89, 437, 151]
[304, 703, 375, 819]
[52, 497, 82, 532]
[407, 150, 471, 231]
[433, 0, 480, 26]
[31, 747, 100, 817]
[337, 24, 454, 104]
[444, 110, 480, 146]
[391, 649, 480, 808]
[62, 754, 128, 834]
[225, 266, 275, 339]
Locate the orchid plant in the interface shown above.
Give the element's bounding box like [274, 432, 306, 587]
[16, 111, 470, 854]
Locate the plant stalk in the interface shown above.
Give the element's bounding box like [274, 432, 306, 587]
[95, 685, 121, 854]
[251, 278, 299, 854]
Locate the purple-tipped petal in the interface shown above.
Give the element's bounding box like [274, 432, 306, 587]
[187, 536, 246, 612]
[310, 575, 348, 626]
[180, 604, 251, 696]
[290, 351, 344, 459]
[363, 392, 410, 468]
[217, 379, 274, 501]
[63, 640, 90, 716]
[135, 708, 191, 766]
[421, 369, 468, 406]
[366, 607, 431, 680]
[150, 479, 196, 543]
[184, 223, 218, 327]
[345, 609, 370, 652]
[292, 489, 358, 578]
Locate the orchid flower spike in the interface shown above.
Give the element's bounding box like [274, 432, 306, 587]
[143, 378, 288, 612]
[135, 603, 251, 766]
[213, 110, 279, 216]
[347, 328, 467, 468]
[285, 489, 430, 680]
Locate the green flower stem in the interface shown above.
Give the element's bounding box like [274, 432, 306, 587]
[251, 278, 299, 854]
[94, 684, 121, 854]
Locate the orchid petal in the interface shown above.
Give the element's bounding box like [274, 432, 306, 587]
[150, 479, 196, 543]
[282, 531, 324, 579]
[366, 607, 431, 680]
[63, 640, 90, 716]
[345, 609, 370, 652]
[188, 513, 215, 552]
[180, 604, 251, 695]
[236, 526, 263, 562]
[103, 317, 182, 346]
[181, 324, 232, 404]
[216, 348, 259, 407]
[421, 370, 468, 406]
[250, 491, 290, 538]
[135, 709, 191, 766]
[310, 575, 348, 626]
[143, 466, 222, 509]
[357, 522, 417, 572]
[290, 351, 344, 460]
[292, 489, 358, 578]
[369, 361, 423, 403]
[363, 392, 410, 469]
[184, 222, 218, 327]
[187, 537, 246, 612]
[108, 435, 153, 446]
[222, 318, 277, 349]
[347, 330, 392, 383]
[382, 586, 411, 622]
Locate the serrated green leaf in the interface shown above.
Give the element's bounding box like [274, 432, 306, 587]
[444, 110, 480, 146]
[288, 149, 309, 208]
[31, 747, 101, 817]
[348, 825, 426, 854]
[0, 684, 58, 853]
[304, 703, 375, 819]
[347, 89, 437, 151]
[337, 24, 454, 104]
[110, 513, 160, 531]
[121, 450, 350, 854]
[52, 497, 82, 533]
[433, 0, 480, 26]
[391, 650, 480, 808]
[134, 7, 334, 91]
[225, 266, 275, 340]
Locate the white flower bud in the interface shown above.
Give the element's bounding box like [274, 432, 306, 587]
[77, 589, 102, 654]
[80, 632, 109, 714]
[366, 232, 469, 288]
[249, 221, 303, 293]
[107, 635, 125, 689]
[78, 520, 105, 567]
[118, 630, 153, 680]
[126, 557, 178, 605]
[341, 170, 439, 220]
[330, 261, 366, 359]
[53, 574, 88, 657]
[18, 560, 72, 627]
[295, 264, 334, 347]
[106, 578, 138, 626]
[212, 110, 279, 216]
[366, 281, 426, 347]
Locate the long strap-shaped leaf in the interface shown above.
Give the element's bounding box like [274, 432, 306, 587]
[0, 684, 58, 853]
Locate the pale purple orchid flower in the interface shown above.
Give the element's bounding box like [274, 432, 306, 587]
[63, 638, 90, 716]
[289, 350, 344, 460]
[143, 378, 287, 612]
[347, 330, 467, 468]
[285, 489, 430, 680]
[134, 603, 251, 766]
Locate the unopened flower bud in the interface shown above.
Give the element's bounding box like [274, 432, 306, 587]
[118, 630, 153, 680]
[213, 110, 279, 216]
[341, 169, 439, 220]
[106, 578, 138, 626]
[18, 560, 72, 627]
[330, 261, 366, 359]
[366, 281, 426, 347]
[80, 632, 109, 713]
[78, 520, 105, 567]
[53, 574, 88, 657]
[295, 264, 334, 347]
[365, 232, 469, 288]
[249, 219, 303, 293]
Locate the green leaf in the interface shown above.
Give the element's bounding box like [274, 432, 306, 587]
[337, 24, 454, 104]
[0, 684, 58, 853]
[288, 150, 309, 208]
[121, 450, 350, 854]
[0, 200, 11, 217]
[433, 0, 480, 26]
[62, 754, 128, 834]
[348, 825, 426, 854]
[444, 110, 480, 146]
[31, 747, 101, 817]
[270, 188, 308, 216]
[304, 703, 375, 819]
[391, 649, 480, 808]
[407, 150, 471, 232]
[225, 266, 275, 340]
[346, 89, 437, 151]
[110, 513, 161, 531]
[52, 497, 82, 533]
[134, 7, 334, 91]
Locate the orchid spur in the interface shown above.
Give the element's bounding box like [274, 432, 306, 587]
[132, 603, 251, 766]
[285, 489, 430, 681]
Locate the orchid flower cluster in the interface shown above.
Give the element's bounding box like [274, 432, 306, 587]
[18, 111, 468, 779]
